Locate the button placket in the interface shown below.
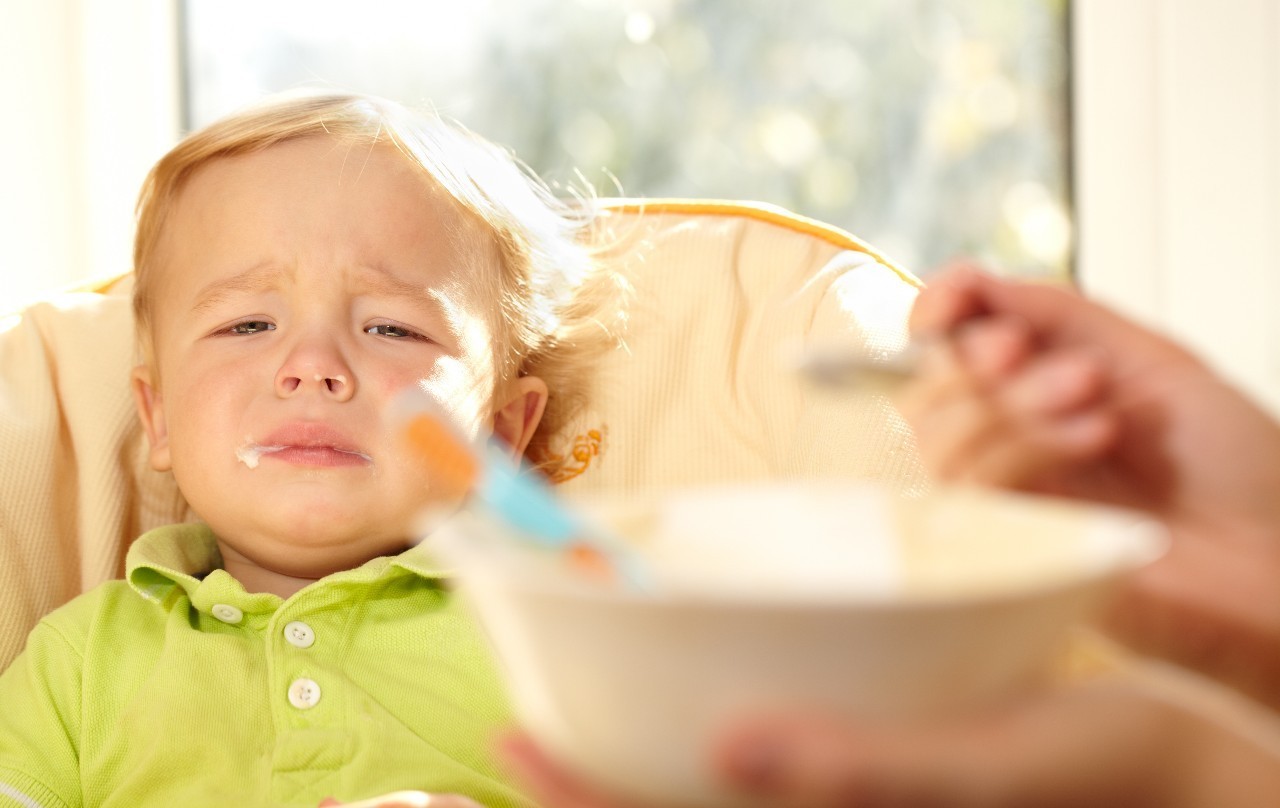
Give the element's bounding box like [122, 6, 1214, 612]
[277, 609, 323, 714]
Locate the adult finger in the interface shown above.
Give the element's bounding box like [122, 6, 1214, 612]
[900, 332, 1115, 488]
[949, 408, 1118, 489]
[713, 683, 1187, 808]
[498, 732, 648, 808]
[951, 315, 1035, 385]
[908, 263, 995, 337]
[895, 341, 1004, 482]
[911, 266, 1176, 375]
[996, 348, 1110, 419]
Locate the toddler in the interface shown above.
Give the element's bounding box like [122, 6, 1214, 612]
[0, 91, 618, 807]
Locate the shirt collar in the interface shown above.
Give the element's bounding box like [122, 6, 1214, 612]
[126, 523, 453, 614]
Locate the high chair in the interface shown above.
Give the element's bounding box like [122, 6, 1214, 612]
[0, 199, 926, 670]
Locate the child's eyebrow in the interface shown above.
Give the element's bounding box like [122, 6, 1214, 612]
[191, 263, 282, 314]
[353, 263, 437, 304]
[190, 263, 450, 316]
[356, 264, 465, 345]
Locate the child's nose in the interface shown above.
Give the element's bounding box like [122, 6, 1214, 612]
[275, 344, 356, 402]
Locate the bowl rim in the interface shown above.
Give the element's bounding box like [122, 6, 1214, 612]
[439, 482, 1172, 610]
[450, 526, 1169, 613]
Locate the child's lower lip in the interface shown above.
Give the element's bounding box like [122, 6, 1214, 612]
[265, 446, 373, 467]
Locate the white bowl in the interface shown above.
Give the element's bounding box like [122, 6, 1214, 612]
[432, 481, 1166, 807]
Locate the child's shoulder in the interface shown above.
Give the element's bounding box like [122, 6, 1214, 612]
[34, 578, 164, 657]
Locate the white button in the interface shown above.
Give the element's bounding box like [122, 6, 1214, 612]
[211, 604, 243, 624]
[284, 621, 315, 649]
[287, 678, 321, 709]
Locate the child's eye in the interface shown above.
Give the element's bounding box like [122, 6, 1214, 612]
[366, 323, 426, 341]
[228, 321, 275, 335]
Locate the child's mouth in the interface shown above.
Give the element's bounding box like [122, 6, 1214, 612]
[236, 443, 373, 469]
[261, 445, 373, 467]
[237, 426, 373, 469]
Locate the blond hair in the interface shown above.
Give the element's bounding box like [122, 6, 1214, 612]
[133, 91, 623, 476]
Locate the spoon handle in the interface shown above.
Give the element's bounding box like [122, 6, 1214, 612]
[796, 342, 924, 390]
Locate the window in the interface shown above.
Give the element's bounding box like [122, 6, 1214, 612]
[183, 0, 1071, 279]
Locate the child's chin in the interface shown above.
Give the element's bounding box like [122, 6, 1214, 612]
[266, 511, 412, 556]
[274, 536, 410, 577]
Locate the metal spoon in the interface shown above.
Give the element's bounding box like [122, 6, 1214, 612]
[795, 342, 924, 391]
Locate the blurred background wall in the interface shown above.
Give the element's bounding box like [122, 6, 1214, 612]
[0, 1, 180, 303]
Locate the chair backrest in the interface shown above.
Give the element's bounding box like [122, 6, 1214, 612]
[0, 199, 925, 669]
[552, 200, 925, 498]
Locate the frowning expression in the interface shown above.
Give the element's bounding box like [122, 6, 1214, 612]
[133, 136, 505, 577]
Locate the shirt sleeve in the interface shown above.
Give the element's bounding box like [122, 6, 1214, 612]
[0, 620, 83, 808]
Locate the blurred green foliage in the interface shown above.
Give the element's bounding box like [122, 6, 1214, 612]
[185, 0, 1070, 278]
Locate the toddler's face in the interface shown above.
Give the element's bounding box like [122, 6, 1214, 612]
[133, 136, 517, 577]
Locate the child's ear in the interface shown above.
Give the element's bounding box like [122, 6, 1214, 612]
[131, 365, 172, 472]
[491, 375, 549, 460]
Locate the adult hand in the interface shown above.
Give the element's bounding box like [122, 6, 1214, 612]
[499, 734, 649, 808]
[709, 682, 1280, 808]
[898, 265, 1280, 708]
[501, 680, 1280, 808]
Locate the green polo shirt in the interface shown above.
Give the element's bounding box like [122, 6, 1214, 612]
[0, 524, 532, 808]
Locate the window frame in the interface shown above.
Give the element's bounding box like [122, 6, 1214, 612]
[1072, 0, 1280, 414]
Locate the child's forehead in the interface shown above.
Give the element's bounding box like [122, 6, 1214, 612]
[152, 138, 505, 316]
[182, 137, 435, 205]
[166, 137, 495, 257]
